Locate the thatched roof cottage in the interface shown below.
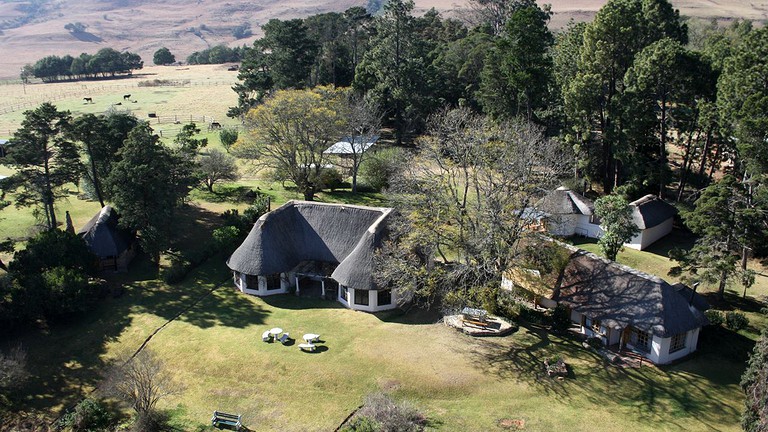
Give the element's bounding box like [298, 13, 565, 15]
[531, 188, 678, 250]
[227, 201, 396, 312]
[78, 206, 136, 272]
[555, 250, 709, 364]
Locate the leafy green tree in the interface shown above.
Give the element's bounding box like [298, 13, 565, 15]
[174, 122, 208, 154]
[228, 49, 273, 118]
[741, 324, 768, 432]
[236, 87, 347, 201]
[478, 3, 552, 121]
[106, 123, 194, 263]
[219, 128, 238, 152]
[261, 19, 319, 89]
[70, 112, 139, 207]
[3, 103, 82, 230]
[594, 194, 639, 261]
[718, 27, 768, 179]
[153, 47, 176, 65]
[6, 230, 97, 322]
[199, 149, 239, 192]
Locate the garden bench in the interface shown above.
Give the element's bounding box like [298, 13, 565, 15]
[262, 330, 272, 342]
[211, 410, 242, 431]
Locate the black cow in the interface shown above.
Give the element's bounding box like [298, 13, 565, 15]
[123, 94, 131, 100]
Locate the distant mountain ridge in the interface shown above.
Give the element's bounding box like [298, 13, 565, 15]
[0, 0, 766, 79]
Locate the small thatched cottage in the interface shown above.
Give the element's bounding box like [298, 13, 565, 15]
[226, 201, 396, 312]
[555, 250, 709, 364]
[78, 206, 136, 272]
[625, 194, 677, 250]
[534, 186, 601, 238]
[531, 188, 677, 250]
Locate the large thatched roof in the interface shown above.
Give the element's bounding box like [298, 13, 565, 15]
[629, 194, 677, 229]
[537, 187, 594, 216]
[226, 201, 392, 291]
[78, 206, 134, 258]
[555, 250, 709, 337]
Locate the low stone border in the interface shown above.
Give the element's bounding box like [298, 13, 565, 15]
[444, 315, 517, 337]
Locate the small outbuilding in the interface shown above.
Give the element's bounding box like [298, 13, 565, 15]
[323, 135, 379, 157]
[226, 201, 396, 312]
[530, 188, 677, 250]
[0, 139, 11, 157]
[78, 206, 136, 272]
[554, 249, 709, 364]
[625, 194, 677, 250]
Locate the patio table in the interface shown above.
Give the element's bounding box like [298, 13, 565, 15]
[303, 333, 320, 343]
[269, 328, 283, 339]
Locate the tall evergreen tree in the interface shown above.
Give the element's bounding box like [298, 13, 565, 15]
[4, 103, 82, 230]
[564, 0, 687, 193]
[106, 123, 193, 264]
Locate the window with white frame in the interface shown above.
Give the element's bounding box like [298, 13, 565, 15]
[631, 328, 651, 352]
[669, 332, 686, 353]
[266, 274, 281, 290]
[339, 285, 348, 302]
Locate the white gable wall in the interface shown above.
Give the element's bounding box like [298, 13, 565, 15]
[625, 218, 674, 250]
[574, 215, 604, 238]
[545, 214, 578, 237]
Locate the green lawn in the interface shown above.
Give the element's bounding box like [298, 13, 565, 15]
[1, 251, 750, 431]
[0, 178, 758, 431]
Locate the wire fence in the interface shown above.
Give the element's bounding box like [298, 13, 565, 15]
[0, 80, 236, 116]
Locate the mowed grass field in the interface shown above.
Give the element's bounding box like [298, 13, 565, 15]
[7, 254, 749, 432]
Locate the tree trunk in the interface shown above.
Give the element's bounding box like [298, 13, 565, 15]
[207, 180, 214, 193]
[351, 171, 358, 194]
[717, 269, 728, 301]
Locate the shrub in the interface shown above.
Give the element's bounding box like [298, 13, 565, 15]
[341, 416, 381, 432]
[212, 226, 241, 251]
[550, 304, 571, 332]
[705, 309, 724, 327]
[586, 336, 603, 350]
[725, 311, 749, 331]
[162, 257, 188, 285]
[317, 168, 344, 192]
[352, 392, 426, 432]
[359, 148, 403, 191]
[56, 398, 115, 432]
[42, 266, 96, 319]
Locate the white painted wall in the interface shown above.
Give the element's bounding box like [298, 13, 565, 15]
[574, 215, 604, 239]
[655, 328, 700, 364]
[625, 218, 673, 250]
[546, 214, 578, 237]
[343, 288, 397, 312]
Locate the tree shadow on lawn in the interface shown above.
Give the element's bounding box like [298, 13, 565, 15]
[169, 204, 225, 251]
[466, 323, 743, 428]
[135, 260, 270, 329]
[375, 306, 443, 325]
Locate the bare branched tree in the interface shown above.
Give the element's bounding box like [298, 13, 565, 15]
[336, 95, 382, 194]
[103, 350, 177, 432]
[378, 107, 571, 308]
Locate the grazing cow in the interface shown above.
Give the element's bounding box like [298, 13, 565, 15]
[115, 102, 122, 106]
[209, 121, 222, 131]
[83, 97, 93, 103]
[123, 94, 131, 100]
[131, 100, 138, 103]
